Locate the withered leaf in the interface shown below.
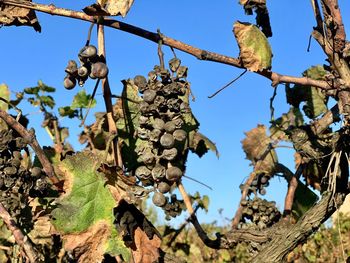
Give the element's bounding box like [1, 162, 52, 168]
[239, 0, 272, 37]
[97, 0, 134, 17]
[0, 1, 41, 32]
[114, 201, 161, 263]
[242, 125, 278, 175]
[233, 21, 272, 72]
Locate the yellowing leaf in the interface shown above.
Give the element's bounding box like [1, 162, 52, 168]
[0, 84, 10, 130]
[233, 21, 272, 72]
[98, 0, 135, 17]
[51, 152, 130, 261]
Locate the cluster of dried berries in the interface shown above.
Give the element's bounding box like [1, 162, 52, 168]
[0, 129, 49, 223]
[63, 45, 108, 90]
[240, 173, 271, 196]
[133, 58, 191, 215]
[239, 197, 281, 230]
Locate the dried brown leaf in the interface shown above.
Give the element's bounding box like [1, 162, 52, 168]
[132, 227, 161, 263]
[63, 221, 111, 263]
[0, 1, 41, 32]
[241, 124, 278, 174]
[98, 0, 135, 17]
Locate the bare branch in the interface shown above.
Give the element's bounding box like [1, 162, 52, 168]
[0, 109, 59, 184]
[0, 202, 43, 263]
[0, 0, 335, 91]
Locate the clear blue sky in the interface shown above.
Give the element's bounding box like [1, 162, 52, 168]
[1, 1, 350, 224]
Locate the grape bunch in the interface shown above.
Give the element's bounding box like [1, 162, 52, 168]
[240, 173, 271, 196]
[0, 129, 49, 225]
[133, 58, 191, 215]
[63, 45, 108, 90]
[239, 197, 281, 230]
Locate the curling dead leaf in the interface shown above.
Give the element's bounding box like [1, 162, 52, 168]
[239, 0, 272, 37]
[189, 131, 219, 158]
[114, 201, 161, 263]
[98, 0, 134, 17]
[242, 125, 278, 174]
[233, 21, 272, 71]
[132, 227, 161, 263]
[0, 1, 41, 32]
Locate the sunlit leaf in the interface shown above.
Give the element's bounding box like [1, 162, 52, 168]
[71, 89, 96, 109]
[233, 21, 272, 72]
[39, 95, 55, 109]
[58, 106, 78, 118]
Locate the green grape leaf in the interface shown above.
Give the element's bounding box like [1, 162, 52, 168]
[24, 87, 40, 95]
[58, 106, 78, 118]
[270, 107, 304, 141]
[292, 180, 319, 219]
[52, 152, 129, 260]
[39, 95, 55, 109]
[233, 21, 272, 72]
[71, 89, 96, 109]
[37, 80, 56, 93]
[286, 65, 328, 119]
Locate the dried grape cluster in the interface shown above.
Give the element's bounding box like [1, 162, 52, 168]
[239, 197, 281, 230]
[133, 58, 190, 216]
[0, 129, 49, 223]
[63, 44, 108, 90]
[240, 173, 271, 196]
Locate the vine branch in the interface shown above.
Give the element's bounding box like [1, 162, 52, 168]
[0, 0, 335, 91]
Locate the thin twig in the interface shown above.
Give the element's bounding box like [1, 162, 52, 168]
[208, 69, 247, 98]
[0, 0, 335, 91]
[85, 22, 95, 46]
[269, 85, 278, 122]
[177, 181, 194, 214]
[183, 175, 213, 190]
[0, 109, 59, 184]
[0, 202, 43, 262]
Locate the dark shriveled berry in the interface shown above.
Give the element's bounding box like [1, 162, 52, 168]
[79, 45, 97, 59]
[134, 75, 147, 92]
[91, 62, 109, 79]
[157, 181, 171, 193]
[173, 129, 187, 142]
[166, 166, 183, 181]
[160, 134, 175, 149]
[135, 166, 151, 180]
[152, 192, 167, 207]
[164, 121, 176, 133]
[63, 76, 76, 90]
[152, 163, 166, 181]
[143, 89, 157, 104]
